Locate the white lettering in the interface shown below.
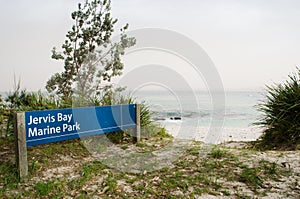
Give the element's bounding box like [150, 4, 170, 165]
[57, 113, 73, 123]
[62, 122, 80, 132]
[28, 126, 61, 138]
[62, 123, 68, 132]
[28, 127, 37, 137]
[28, 114, 56, 125]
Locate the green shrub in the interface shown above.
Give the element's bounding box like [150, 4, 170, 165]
[209, 148, 228, 159]
[255, 68, 300, 150]
[4, 84, 61, 137]
[6, 90, 59, 111]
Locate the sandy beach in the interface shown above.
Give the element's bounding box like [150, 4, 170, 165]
[163, 124, 263, 144]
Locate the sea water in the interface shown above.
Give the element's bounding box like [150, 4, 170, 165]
[131, 90, 265, 143]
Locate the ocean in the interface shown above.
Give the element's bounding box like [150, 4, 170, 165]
[131, 90, 265, 143]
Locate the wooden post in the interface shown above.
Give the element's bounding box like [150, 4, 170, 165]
[14, 112, 28, 182]
[134, 104, 141, 143]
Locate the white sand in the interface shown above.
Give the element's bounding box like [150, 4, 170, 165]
[163, 124, 263, 144]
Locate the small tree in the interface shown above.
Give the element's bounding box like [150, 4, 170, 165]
[46, 0, 135, 103]
[256, 68, 300, 150]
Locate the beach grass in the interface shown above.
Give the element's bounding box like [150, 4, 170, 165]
[0, 135, 299, 198]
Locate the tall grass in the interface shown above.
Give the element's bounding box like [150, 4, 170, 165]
[6, 90, 59, 111]
[2, 86, 61, 137]
[255, 69, 300, 150]
[5, 79, 60, 111]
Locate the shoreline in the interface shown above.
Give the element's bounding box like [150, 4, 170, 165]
[163, 124, 263, 144]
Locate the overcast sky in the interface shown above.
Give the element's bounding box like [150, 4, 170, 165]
[1, 0, 300, 92]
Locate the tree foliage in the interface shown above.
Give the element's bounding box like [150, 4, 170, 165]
[46, 0, 135, 103]
[256, 68, 300, 150]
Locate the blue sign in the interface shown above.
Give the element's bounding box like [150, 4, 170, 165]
[25, 104, 137, 146]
